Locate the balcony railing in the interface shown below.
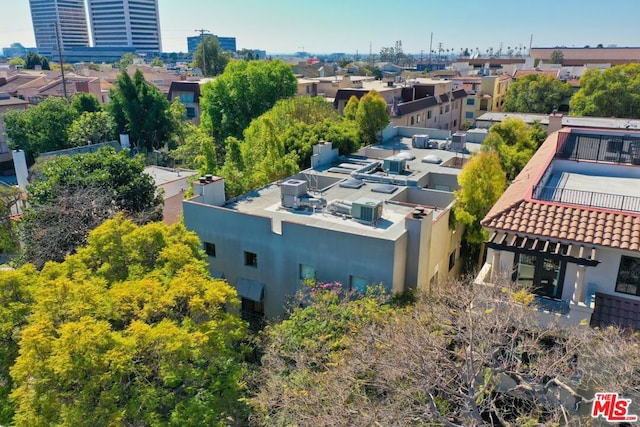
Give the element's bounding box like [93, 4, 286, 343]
[556, 132, 640, 165]
[533, 185, 640, 213]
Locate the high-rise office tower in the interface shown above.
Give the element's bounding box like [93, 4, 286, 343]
[87, 0, 162, 53]
[28, 0, 90, 57]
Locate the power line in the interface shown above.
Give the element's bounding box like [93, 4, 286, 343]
[52, 22, 68, 100]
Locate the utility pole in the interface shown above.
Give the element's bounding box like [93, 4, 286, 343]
[52, 22, 68, 100]
[429, 32, 433, 65]
[195, 28, 209, 76]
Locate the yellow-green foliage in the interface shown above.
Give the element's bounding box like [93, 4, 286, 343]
[8, 216, 248, 426]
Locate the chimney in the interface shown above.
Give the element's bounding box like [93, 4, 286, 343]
[193, 176, 226, 206]
[548, 112, 563, 135]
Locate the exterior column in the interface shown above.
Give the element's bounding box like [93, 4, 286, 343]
[491, 250, 501, 281]
[572, 265, 586, 303]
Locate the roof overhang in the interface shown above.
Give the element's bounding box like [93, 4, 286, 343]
[487, 231, 600, 267]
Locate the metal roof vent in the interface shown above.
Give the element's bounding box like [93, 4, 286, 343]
[371, 184, 398, 194]
[395, 151, 416, 160]
[339, 178, 365, 189]
[422, 155, 443, 164]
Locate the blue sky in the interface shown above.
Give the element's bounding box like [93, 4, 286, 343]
[1, 0, 639, 54]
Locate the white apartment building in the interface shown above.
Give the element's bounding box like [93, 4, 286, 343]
[88, 0, 162, 53]
[28, 0, 90, 57]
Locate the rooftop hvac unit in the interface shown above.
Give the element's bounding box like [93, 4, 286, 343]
[383, 156, 407, 174]
[351, 198, 383, 224]
[281, 179, 308, 197]
[450, 132, 467, 151]
[412, 134, 429, 148]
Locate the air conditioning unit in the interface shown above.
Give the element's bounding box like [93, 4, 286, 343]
[351, 198, 383, 223]
[450, 132, 467, 151]
[383, 156, 407, 174]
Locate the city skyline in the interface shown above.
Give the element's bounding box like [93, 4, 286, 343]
[2, 0, 640, 55]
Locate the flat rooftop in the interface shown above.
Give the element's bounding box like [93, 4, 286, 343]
[220, 136, 473, 239]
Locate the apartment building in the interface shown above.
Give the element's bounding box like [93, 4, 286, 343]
[325, 76, 466, 132]
[480, 127, 640, 329]
[183, 131, 471, 321]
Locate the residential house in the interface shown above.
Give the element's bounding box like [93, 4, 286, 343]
[183, 130, 471, 321]
[168, 81, 202, 123]
[480, 127, 640, 329]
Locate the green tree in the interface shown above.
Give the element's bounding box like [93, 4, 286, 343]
[343, 95, 360, 121]
[21, 148, 163, 267]
[0, 266, 37, 424]
[3, 96, 78, 158]
[150, 57, 164, 67]
[119, 52, 138, 69]
[193, 36, 229, 76]
[482, 117, 544, 181]
[454, 151, 506, 244]
[549, 49, 564, 64]
[67, 111, 115, 146]
[570, 63, 640, 118]
[108, 69, 176, 152]
[23, 52, 50, 70]
[200, 59, 297, 154]
[355, 90, 389, 145]
[502, 74, 572, 114]
[70, 92, 101, 114]
[10, 216, 249, 426]
[214, 96, 360, 197]
[8, 58, 25, 68]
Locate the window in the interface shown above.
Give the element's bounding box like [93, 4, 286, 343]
[466, 98, 475, 106]
[440, 106, 443, 114]
[204, 242, 216, 257]
[349, 275, 368, 293]
[185, 107, 196, 118]
[448, 250, 456, 271]
[299, 264, 317, 281]
[244, 251, 258, 267]
[615, 255, 640, 296]
[453, 119, 457, 127]
[241, 298, 264, 330]
[178, 92, 194, 103]
[465, 111, 475, 119]
[445, 105, 450, 113]
[427, 111, 432, 119]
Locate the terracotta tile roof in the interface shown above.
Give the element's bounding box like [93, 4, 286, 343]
[481, 129, 640, 252]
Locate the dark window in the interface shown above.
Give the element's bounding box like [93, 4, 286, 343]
[185, 107, 196, 118]
[204, 242, 216, 257]
[241, 298, 264, 330]
[615, 255, 640, 296]
[244, 251, 258, 267]
[449, 250, 456, 271]
[466, 98, 475, 105]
